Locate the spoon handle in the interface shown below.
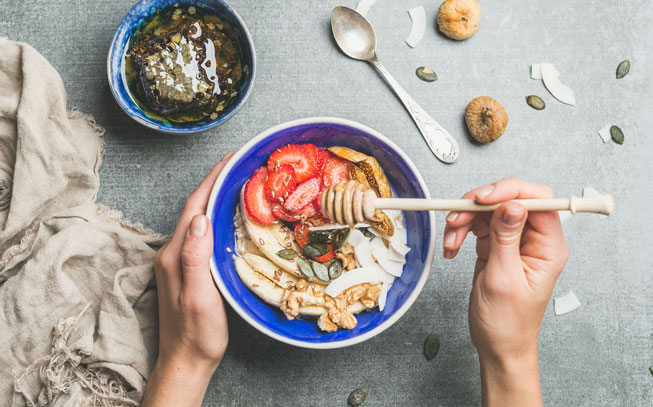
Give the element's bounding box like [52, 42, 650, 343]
[369, 58, 460, 164]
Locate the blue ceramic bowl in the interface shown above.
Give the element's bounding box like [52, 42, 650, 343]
[206, 118, 436, 349]
[107, 0, 256, 134]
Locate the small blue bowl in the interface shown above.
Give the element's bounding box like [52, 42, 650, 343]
[107, 0, 256, 134]
[206, 118, 436, 349]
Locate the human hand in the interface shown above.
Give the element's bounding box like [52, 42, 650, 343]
[443, 178, 569, 407]
[143, 152, 234, 407]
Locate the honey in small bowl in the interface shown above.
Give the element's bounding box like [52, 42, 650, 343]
[124, 3, 248, 126]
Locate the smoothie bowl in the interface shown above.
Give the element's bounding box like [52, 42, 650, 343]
[206, 118, 435, 349]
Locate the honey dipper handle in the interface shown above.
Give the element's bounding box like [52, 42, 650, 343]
[371, 195, 615, 216]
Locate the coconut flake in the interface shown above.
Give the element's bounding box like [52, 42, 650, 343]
[583, 186, 609, 220]
[406, 6, 426, 48]
[376, 255, 405, 277]
[370, 238, 404, 277]
[325, 267, 381, 298]
[554, 291, 581, 315]
[387, 246, 407, 263]
[598, 124, 612, 143]
[347, 228, 367, 248]
[531, 63, 542, 80]
[378, 282, 391, 311]
[368, 218, 410, 256]
[354, 239, 377, 269]
[378, 268, 395, 284]
[389, 238, 411, 256]
[541, 63, 576, 106]
[355, 0, 377, 17]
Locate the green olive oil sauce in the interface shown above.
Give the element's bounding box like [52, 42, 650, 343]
[124, 3, 247, 125]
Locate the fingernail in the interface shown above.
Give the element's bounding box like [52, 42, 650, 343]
[446, 212, 459, 222]
[502, 206, 524, 226]
[190, 215, 208, 237]
[219, 151, 234, 163]
[476, 184, 495, 199]
[443, 230, 456, 249]
[443, 249, 455, 259]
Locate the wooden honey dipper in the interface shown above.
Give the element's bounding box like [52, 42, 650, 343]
[320, 181, 615, 227]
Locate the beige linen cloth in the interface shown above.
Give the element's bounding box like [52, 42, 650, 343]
[0, 38, 167, 406]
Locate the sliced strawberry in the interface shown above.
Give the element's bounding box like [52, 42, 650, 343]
[264, 163, 296, 203]
[315, 148, 331, 176]
[303, 144, 319, 160]
[294, 223, 310, 248]
[312, 244, 335, 263]
[284, 177, 321, 212]
[267, 144, 315, 183]
[322, 156, 351, 188]
[244, 168, 276, 225]
[274, 198, 318, 222]
[293, 202, 317, 219]
[272, 205, 296, 222]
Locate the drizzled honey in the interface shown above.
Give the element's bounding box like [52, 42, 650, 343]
[125, 3, 247, 125]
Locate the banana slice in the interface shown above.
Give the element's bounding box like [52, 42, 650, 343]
[234, 256, 284, 306]
[239, 188, 302, 278]
[234, 255, 366, 317]
[242, 253, 298, 288]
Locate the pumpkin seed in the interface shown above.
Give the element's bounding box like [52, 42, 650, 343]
[310, 230, 338, 245]
[276, 249, 298, 260]
[416, 67, 438, 82]
[328, 259, 343, 280]
[297, 258, 315, 281]
[347, 388, 368, 406]
[526, 95, 545, 110]
[311, 261, 330, 282]
[649, 365, 653, 377]
[423, 333, 440, 361]
[616, 59, 630, 79]
[610, 125, 625, 145]
[303, 243, 329, 259]
[310, 228, 350, 246]
[334, 228, 351, 250]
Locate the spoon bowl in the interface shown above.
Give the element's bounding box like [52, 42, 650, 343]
[331, 6, 377, 61]
[330, 6, 461, 164]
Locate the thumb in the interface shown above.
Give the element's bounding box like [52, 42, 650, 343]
[486, 202, 527, 270]
[180, 215, 215, 293]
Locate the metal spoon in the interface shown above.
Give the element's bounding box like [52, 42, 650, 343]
[331, 6, 460, 164]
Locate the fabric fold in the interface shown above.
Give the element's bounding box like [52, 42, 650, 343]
[0, 38, 166, 406]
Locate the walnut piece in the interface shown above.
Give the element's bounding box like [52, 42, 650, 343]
[280, 271, 383, 332]
[317, 283, 382, 332]
[280, 279, 325, 320]
[337, 244, 357, 271]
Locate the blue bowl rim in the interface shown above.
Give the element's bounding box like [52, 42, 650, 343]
[205, 117, 436, 349]
[106, 0, 257, 134]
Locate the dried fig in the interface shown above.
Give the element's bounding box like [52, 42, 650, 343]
[436, 0, 481, 40]
[465, 97, 509, 143]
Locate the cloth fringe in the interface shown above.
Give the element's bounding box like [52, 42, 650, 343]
[67, 108, 107, 154]
[13, 304, 139, 407]
[0, 220, 40, 271]
[94, 204, 169, 242]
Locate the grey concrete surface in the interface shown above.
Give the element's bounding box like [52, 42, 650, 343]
[2, 0, 652, 405]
